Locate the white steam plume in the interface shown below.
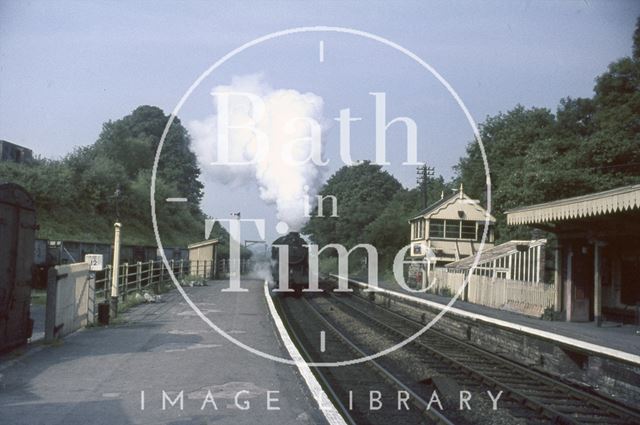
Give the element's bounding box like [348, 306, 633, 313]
[189, 75, 326, 231]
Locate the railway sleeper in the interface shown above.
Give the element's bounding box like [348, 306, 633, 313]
[320, 292, 638, 425]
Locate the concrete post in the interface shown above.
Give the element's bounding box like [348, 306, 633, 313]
[110, 222, 122, 318]
[211, 244, 219, 279]
[122, 263, 129, 302]
[44, 267, 58, 342]
[88, 271, 96, 324]
[105, 266, 112, 302]
[151, 260, 159, 293]
[213, 244, 218, 280]
[136, 261, 142, 292]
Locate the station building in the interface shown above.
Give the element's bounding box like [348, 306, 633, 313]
[444, 238, 547, 283]
[409, 186, 496, 268]
[0, 140, 33, 164]
[187, 239, 219, 279]
[506, 184, 640, 325]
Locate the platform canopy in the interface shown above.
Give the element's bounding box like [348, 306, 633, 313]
[506, 184, 640, 226]
[506, 184, 640, 326]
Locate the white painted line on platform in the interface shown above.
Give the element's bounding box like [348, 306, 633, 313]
[320, 331, 326, 352]
[340, 275, 640, 366]
[166, 197, 188, 202]
[263, 281, 347, 425]
[101, 392, 120, 398]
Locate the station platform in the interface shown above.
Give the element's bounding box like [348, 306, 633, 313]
[355, 277, 640, 365]
[0, 279, 333, 425]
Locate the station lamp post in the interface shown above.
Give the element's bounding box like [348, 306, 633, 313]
[110, 186, 123, 319]
[110, 222, 121, 318]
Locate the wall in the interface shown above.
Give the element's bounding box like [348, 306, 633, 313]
[189, 244, 213, 261]
[348, 281, 640, 407]
[430, 268, 556, 317]
[45, 262, 94, 340]
[187, 242, 217, 279]
[430, 268, 465, 296]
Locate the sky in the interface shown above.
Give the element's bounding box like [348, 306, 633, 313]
[1, 0, 639, 242]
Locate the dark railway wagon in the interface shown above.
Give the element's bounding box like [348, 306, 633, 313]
[271, 232, 309, 293]
[0, 183, 35, 352]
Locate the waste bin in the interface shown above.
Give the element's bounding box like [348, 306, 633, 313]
[98, 302, 110, 325]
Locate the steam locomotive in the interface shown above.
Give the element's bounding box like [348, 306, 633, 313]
[271, 232, 309, 293]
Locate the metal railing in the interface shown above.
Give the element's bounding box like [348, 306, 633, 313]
[216, 258, 254, 275]
[91, 257, 256, 313]
[93, 259, 215, 304]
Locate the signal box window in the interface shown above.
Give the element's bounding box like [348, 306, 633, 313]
[445, 220, 461, 239]
[429, 219, 444, 238]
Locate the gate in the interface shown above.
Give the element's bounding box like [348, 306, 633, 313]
[0, 183, 36, 352]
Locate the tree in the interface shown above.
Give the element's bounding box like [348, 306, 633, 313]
[2, 105, 219, 247]
[302, 161, 453, 274]
[454, 18, 640, 242]
[454, 106, 556, 240]
[634, 17, 640, 60]
[364, 176, 451, 269]
[303, 161, 403, 249]
[94, 105, 204, 204]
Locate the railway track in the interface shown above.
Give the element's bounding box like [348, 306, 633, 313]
[297, 279, 640, 425]
[275, 294, 455, 425]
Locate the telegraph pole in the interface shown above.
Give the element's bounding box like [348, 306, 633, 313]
[416, 165, 435, 208]
[114, 185, 122, 221]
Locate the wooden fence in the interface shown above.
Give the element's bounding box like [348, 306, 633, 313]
[217, 258, 254, 276]
[89, 258, 259, 321]
[93, 259, 214, 304]
[430, 268, 556, 317]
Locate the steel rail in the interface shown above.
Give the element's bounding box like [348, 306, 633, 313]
[297, 295, 456, 425]
[322, 283, 640, 425]
[273, 296, 357, 425]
